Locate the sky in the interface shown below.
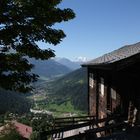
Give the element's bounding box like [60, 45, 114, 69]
[39, 0, 140, 61]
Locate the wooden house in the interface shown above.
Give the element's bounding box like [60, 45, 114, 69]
[82, 42, 140, 124]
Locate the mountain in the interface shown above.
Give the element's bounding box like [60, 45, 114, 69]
[54, 57, 81, 70]
[0, 89, 31, 114]
[46, 68, 88, 112]
[74, 57, 89, 63]
[29, 58, 72, 80]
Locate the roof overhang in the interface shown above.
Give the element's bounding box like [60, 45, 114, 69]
[82, 53, 140, 71]
[82, 63, 112, 70]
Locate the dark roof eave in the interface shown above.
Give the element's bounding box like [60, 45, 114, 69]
[81, 42, 140, 68]
[81, 63, 112, 70]
[82, 52, 140, 71]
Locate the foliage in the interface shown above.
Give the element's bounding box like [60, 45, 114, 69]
[30, 131, 40, 140]
[0, 130, 22, 140]
[0, 123, 22, 140]
[31, 113, 54, 132]
[16, 113, 34, 126]
[46, 68, 88, 112]
[0, 0, 75, 92]
[16, 113, 54, 132]
[0, 114, 4, 126]
[0, 89, 31, 114]
[44, 101, 85, 117]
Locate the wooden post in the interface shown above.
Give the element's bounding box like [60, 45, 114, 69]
[135, 109, 140, 125]
[96, 72, 99, 120]
[128, 101, 135, 126]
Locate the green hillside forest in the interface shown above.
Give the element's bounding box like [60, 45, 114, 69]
[34, 68, 88, 116]
[0, 89, 31, 114]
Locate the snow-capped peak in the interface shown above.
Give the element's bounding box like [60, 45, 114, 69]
[74, 57, 88, 62]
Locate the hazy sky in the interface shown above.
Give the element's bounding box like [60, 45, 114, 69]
[39, 0, 140, 60]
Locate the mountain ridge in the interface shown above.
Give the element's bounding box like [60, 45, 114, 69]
[29, 58, 73, 79]
[54, 57, 81, 70]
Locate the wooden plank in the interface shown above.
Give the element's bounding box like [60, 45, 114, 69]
[59, 133, 85, 140]
[54, 119, 94, 124]
[85, 122, 128, 134]
[40, 115, 121, 139]
[54, 115, 95, 120]
[59, 122, 128, 140]
[41, 120, 95, 136]
[53, 116, 95, 129]
[42, 116, 119, 134]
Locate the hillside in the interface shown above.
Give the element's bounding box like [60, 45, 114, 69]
[29, 58, 72, 80]
[0, 89, 31, 114]
[45, 68, 88, 114]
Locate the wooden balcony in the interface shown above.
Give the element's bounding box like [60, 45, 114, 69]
[39, 115, 136, 140]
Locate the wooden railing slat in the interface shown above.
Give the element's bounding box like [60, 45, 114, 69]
[40, 115, 124, 140]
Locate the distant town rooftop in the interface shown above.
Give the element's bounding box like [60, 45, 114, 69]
[82, 42, 140, 67]
[13, 121, 32, 139]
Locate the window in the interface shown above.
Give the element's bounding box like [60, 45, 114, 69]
[111, 88, 116, 100]
[89, 73, 94, 88]
[100, 78, 104, 96]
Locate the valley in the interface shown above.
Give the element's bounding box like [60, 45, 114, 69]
[0, 57, 88, 118]
[29, 58, 88, 117]
[31, 68, 88, 117]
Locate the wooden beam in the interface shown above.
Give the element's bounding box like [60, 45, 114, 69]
[85, 122, 128, 136]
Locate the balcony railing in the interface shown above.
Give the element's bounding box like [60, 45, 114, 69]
[40, 115, 129, 140]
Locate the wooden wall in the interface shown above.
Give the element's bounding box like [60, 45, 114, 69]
[88, 72, 96, 116]
[88, 69, 122, 120]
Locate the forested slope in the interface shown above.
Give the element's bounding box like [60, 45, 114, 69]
[0, 89, 31, 114]
[46, 68, 88, 112]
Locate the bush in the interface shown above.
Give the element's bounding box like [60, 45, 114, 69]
[0, 124, 22, 140]
[30, 131, 40, 140]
